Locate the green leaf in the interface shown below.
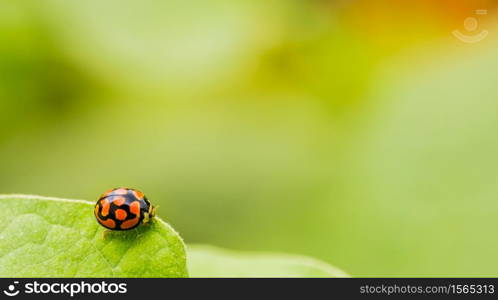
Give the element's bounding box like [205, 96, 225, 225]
[187, 245, 348, 278]
[0, 194, 188, 277]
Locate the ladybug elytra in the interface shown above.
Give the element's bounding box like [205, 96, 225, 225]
[94, 188, 156, 230]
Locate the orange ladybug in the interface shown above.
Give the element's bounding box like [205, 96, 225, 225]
[94, 188, 156, 230]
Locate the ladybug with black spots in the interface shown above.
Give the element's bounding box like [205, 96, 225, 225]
[94, 188, 156, 231]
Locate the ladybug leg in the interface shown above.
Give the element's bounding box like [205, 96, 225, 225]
[150, 205, 158, 218]
[143, 212, 150, 225]
[143, 212, 157, 227]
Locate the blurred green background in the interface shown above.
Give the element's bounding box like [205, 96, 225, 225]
[1, 0, 498, 276]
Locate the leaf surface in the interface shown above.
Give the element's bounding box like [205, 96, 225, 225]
[188, 245, 348, 278]
[0, 195, 188, 277]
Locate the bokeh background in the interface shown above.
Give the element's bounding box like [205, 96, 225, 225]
[1, 0, 498, 276]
